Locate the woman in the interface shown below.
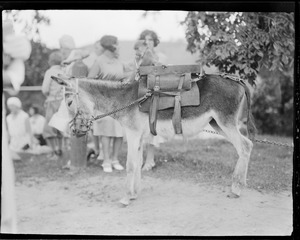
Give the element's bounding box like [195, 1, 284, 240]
[138, 29, 167, 66]
[6, 97, 33, 153]
[28, 105, 47, 146]
[138, 29, 166, 171]
[2, 19, 31, 233]
[42, 51, 65, 160]
[88, 35, 126, 173]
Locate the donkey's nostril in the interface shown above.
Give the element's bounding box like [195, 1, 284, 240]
[67, 100, 73, 107]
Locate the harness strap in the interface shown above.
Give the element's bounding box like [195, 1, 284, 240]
[172, 74, 185, 134]
[149, 76, 161, 135]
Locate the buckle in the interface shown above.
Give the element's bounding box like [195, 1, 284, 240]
[153, 85, 160, 91]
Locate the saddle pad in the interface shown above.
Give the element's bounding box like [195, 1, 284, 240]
[138, 76, 200, 112]
[139, 64, 201, 75]
[147, 73, 192, 90]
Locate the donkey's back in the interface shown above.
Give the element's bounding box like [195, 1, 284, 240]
[157, 74, 254, 135]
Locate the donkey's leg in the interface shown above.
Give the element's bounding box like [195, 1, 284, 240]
[119, 129, 143, 206]
[142, 143, 155, 171]
[214, 117, 253, 197]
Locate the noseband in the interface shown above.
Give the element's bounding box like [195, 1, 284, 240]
[65, 78, 94, 137]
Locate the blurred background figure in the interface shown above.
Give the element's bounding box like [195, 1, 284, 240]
[28, 104, 47, 147]
[138, 29, 166, 171]
[59, 34, 76, 61]
[2, 19, 31, 233]
[6, 97, 33, 153]
[42, 51, 65, 160]
[88, 35, 126, 173]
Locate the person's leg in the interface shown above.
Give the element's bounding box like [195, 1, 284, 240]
[1, 121, 17, 233]
[46, 137, 56, 152]
[45, 137, 58, 160]
[97, 136, 104, 160]
[93, 135, 100, 156]
[56, 137, 63, 156]
[111, 137, 124, 171]
[101, 136, 112, 172]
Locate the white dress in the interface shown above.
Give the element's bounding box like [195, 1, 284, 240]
[6, 110, 31, 152]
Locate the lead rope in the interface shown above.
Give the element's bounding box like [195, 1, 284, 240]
[202, 129, 294, 149]
[92, 93, 151, 121]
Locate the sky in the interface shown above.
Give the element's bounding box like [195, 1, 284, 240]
[11, 10, 189, 49]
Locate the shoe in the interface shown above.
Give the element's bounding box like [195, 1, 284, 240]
[102, 163, 113, 173]
[55, 149, 63, 157]
[112, 161, 124, 171]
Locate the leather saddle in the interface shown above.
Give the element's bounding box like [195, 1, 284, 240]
[138, 64, 201, 135]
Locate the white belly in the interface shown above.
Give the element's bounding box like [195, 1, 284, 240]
[156, 110, 214, 140]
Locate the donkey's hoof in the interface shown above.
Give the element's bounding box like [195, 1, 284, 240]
[230, 182, 242, 197]
[119, 197, 130, 206]
[142, 162, 155, 171]
[130, 194, 138, 200]
[227, 192, 240, 199]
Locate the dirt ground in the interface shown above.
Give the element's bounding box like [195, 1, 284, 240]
[16, 171, 292, 236]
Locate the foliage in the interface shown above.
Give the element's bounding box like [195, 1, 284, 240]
[181, 11, 294, 136]
[3, 10, 50, 42]
[252, 67, 293, 136]
[23, 41, 52, 86]
[182, 12, 294, 85]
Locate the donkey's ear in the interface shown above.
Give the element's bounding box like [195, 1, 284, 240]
[51, 75, 70, 86]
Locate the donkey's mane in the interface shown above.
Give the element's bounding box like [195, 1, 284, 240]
[77, 74, 137, 93]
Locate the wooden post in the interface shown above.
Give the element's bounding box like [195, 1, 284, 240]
[69, 60, 89, 168]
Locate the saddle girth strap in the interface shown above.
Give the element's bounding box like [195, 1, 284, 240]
[149, 76, 160, 135]
[172, 74, 184, 134]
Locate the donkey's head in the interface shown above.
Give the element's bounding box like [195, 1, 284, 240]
[51, 75, 96, 137]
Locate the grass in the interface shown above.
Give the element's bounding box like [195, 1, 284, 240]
[14, 134, 293, 193]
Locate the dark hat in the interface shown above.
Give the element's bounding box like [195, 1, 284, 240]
[100, 35, 118, 52]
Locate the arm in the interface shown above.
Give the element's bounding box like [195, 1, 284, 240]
[25, 117, 34, 147]
[41, 69, 51, 96]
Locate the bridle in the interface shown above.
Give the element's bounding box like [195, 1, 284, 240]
[64, 78, 95, 137]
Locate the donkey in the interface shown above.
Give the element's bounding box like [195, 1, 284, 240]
[52, 50, 256, 206]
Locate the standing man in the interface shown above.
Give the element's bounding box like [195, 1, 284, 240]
[2, 19, 31, 233]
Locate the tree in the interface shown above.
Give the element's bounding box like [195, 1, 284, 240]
[3, 10, 50, 42]
[3, 10, 53, 87]
[181, 12, 294, 85]
[3, 10, 53, 112]
[181, 12, 294, 136]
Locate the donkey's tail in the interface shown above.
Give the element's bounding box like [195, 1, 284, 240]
[240, 81, 257, 139]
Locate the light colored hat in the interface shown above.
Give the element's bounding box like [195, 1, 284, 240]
[7, 97, 22, 108]
[59, 35, 76, 49]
